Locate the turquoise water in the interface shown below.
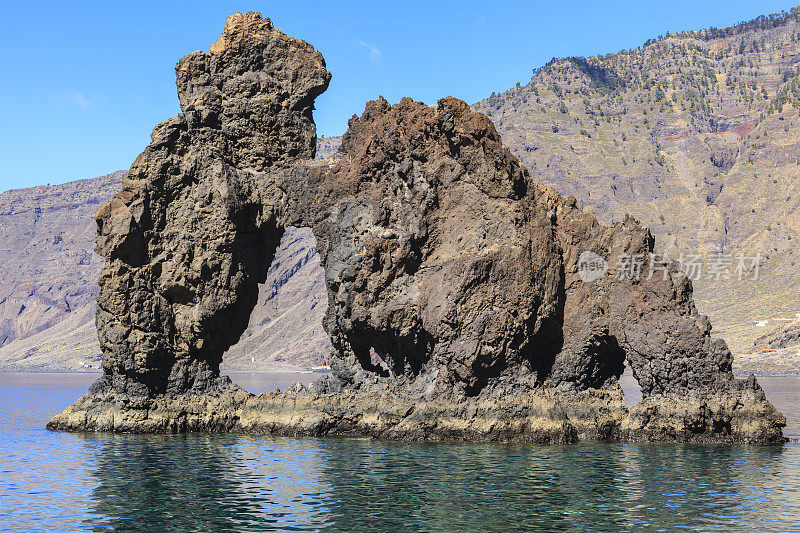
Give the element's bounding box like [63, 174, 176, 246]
[1, 373, 800, 532]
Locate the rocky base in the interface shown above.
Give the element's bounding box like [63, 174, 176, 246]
[623, 392, 786, 444]
[47, 385, 785, 445]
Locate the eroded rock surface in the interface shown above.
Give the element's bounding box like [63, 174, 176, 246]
[49, 12, 785, 444]
[90, 12, 329, 397]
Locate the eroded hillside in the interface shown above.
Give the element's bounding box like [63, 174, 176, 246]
[474, 8, 800, 355]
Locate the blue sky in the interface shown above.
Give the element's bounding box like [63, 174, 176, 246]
[1, 0, 797, 192]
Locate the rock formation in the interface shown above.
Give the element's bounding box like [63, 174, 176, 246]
[0, 172, 328, 373]
[87, 12, 329, 398]
[49, 12, 785, 444]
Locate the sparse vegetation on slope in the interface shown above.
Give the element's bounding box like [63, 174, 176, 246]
[474, 6, 800, 357]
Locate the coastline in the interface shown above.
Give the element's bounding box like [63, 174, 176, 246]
[3, 363, 798, 377]
[46, 383, 786, 445]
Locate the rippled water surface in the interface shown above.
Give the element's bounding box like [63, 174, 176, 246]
[1, 373, 800, 532]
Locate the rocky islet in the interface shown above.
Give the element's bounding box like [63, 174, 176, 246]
[48, 12, 785, 444]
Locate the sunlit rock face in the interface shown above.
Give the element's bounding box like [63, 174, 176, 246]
[50, 12, 785, 444]
[307, 96, 744, 400]
[91, 12, 329, 397]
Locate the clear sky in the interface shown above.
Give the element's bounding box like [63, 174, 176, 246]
[1, 0, 798, 192]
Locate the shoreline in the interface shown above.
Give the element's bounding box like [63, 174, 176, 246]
[734, 370, 800, 377]
[46, 384, 786, 445]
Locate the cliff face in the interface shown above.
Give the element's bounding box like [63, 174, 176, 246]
[89, 12, 330, 397]
[0, 173, 123, 370]
[301, 95, 781, 442]
[306, 96, 730, 399]
[473, 8, 800, 355]
[50, 12, 784, 443]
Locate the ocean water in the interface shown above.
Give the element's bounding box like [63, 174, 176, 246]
[1, 373, 799, 532]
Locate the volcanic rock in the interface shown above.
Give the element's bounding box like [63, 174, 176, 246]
[87, 12, 329, 398]
[49, 12, 785, 444]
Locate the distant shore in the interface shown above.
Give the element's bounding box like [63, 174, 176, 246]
[3, 366, 796, 377]
[0, 368, 326, 374]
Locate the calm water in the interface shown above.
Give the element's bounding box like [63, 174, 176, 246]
[1, 373, 800, 532]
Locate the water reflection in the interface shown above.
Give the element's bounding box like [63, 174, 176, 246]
[85, 434, 334, 531]
[314, 440, 796, 532]
[2, 373, 800, 532]
[80, 431, 799, 532]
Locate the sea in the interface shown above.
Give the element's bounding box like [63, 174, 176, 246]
[1, 372, 799, 532]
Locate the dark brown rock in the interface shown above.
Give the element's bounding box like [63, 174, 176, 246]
[90, 12, 329, 397]
[49, 12, 785, 444]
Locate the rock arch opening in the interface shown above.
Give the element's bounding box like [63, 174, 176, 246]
[221, 226, 331, 392]
[619, 365, 644, 406]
